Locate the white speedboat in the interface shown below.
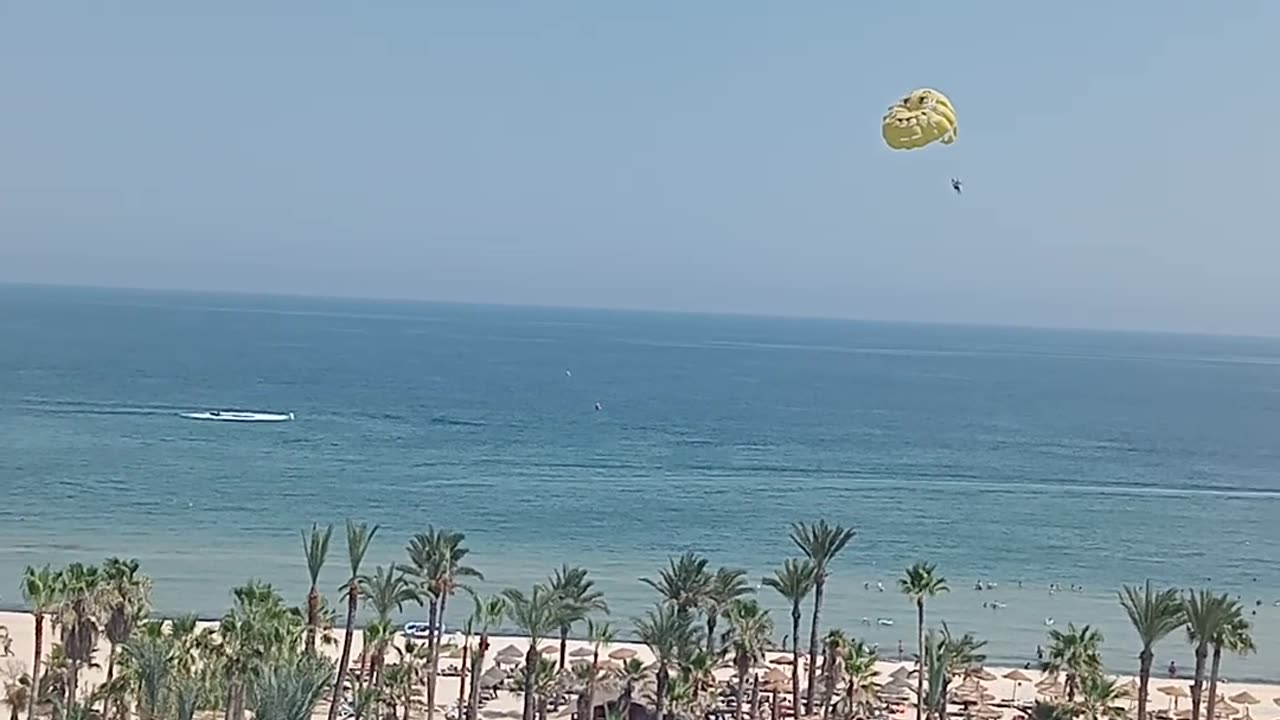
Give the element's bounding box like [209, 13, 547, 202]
[179, 410, 294, 422]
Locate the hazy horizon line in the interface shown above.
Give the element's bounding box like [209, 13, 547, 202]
[3, 279, 1276, 342]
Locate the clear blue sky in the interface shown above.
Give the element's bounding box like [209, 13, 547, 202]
[2, 2, 1277, 334]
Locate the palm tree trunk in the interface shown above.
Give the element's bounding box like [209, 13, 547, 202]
[585, 650, 599, 720]
[1137, 649, 1153, 720]
[521, 648, 538, 720]
[458, 642, 471, 719]
[27, 614, 43, 720]
[916, 599, 925, 720]
[790, 605, 801, 717]
[706, 614, 718, 656]
[1206, 644, 1223, 720]
[736, 669, 747, 720]
[328, 588, 360, 720]
[806, 579, 824, 715]
[1191, 645, 1207, 720]
[655, 668, 668, 720]
[559, 627, 569, 671]
[751, 674, 761, 720]
[468, 635, 489, 720]
[102, 645, 117, 717]
[428, 597, 443, 720]
[307, 584, 321, 654]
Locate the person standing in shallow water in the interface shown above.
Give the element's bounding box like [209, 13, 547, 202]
[1169, 660, 1177, 678]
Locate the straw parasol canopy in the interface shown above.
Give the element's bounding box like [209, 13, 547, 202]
[1117, 679, 1138, 699]
[1230, 693, 1260, 706]
[764, 668, 789, 686]
[890, 666, 912, 681]
[771, 655, 795, 666]
[598, 659, 622, 673]
[1160, 686, 1192, 699]
[970, 668, 997, 682]
[539, 644, 558, 655]
[1004, 670, 1032, 683]
[1035, 676, 1059, 690]
[495, 645, 523, 664]
[609, 648, 638, 660]
[570, 646, 595, 659]
[880, 680, 913, 702]
[973, 706, 1002, 720]
[479, 667, 508, 689]
[1215, 701, 1240, 717]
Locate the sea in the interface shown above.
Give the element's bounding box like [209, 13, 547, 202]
[2, 284, 1279, 680]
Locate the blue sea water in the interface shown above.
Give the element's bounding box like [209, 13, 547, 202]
[3, 284, 1280, 679]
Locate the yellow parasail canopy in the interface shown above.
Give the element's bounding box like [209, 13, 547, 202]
[882, 88, 957, 150]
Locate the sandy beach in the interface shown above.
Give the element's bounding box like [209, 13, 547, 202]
[3, 610, 1277, 720]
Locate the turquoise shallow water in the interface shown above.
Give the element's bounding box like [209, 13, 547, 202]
[3, 285, 1280, 679]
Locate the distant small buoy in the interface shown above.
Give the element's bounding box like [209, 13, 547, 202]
[565, 370, 572, 377]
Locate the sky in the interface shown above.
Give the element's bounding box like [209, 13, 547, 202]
[1, 2, 1278, 334]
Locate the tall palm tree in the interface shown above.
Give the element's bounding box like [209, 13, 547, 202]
[762, 559, 815, 713]
[1118, 582, 1184, 720]
[702, 567, 752, 656]
[899, 561, 948, 720]
[635, 603, 698, 720]
[21, 564, 60, 720]
[640, 552, 713, 621]
[1183, 590, 1231, 720]
[584, 619, 616, 719]
[504, 584, 566, 720]
[100, 557, 152, 717]
[1205, 612, 1253, 720]
[327, 521, 378, 720]
[1045, 624, 1104, 702]
[57, 562, 105, 705]
[548, 565, 609, 670]
[361, 565, 421, 623]
[302, 523, 334, 655]
[723, 599, 773, 720]
[789, 520, 856, 715]
[818, 630, 849, 720]
[467, 594, 508, 720]
[405, 527, 483, 720]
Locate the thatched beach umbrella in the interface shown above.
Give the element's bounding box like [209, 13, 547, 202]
[771, 655, 795, 666]
[570, 646, 594, 659]
[891, 666, 912, 681]
[1230, 693, 1260, 706]
[479, 666, 507, 690]
[1215, 701, 1240, 718]
[539, 644, 558, 655]
[973, 705, 1002, 720]
[609, 648, 638, 661]
[1159, 685, 1191, 710]
[970, 668, 997, 682]
[1004, 670, 1032, 702]
[495, 645, 523, 665]
[880, 680, 913, 703]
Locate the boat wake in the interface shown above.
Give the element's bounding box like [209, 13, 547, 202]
[179, 410, 294, 423]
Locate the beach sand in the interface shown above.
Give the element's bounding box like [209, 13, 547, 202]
[2, 610, 1276, 720]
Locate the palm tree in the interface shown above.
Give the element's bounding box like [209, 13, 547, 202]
[405, 527, 483, 720]
[1, 669, 30, 720]
[360, 564, 421, 689]
[723, 599, 773, 720]
[584, 619, 616, 719]
[57, 562, 105, 705]
[467, 594, 507, 720]
[839, 640, 879, 720]
[327, 520, 378, 720]
[921, 625, 986, 720]
[1205, 613, 1253, 720]
[1074, 674, 1125, 720]
[254, 653, 335, 720]
[640, 552, 713, 620]
[818, 630, 848, 720]
[100, 557, 152, 717]
[761, 559, 815, 713]
[1118, 581, 1184, 720]
[899, 561, 948, 720]
[1045, 623, 1104, 702]
[1183, 590, 1231, 720]
[614, 658, 650, 718]
[789, 520, 856, 715]
[703, 567, 752, 656]
[21, 564, 60, 720]
[548, 565, 609, 670]
[635, 603, 698, 720]
[120, 631, 174, 720]
[504, 584, 565, 720]
[302, 523, 334, 655]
